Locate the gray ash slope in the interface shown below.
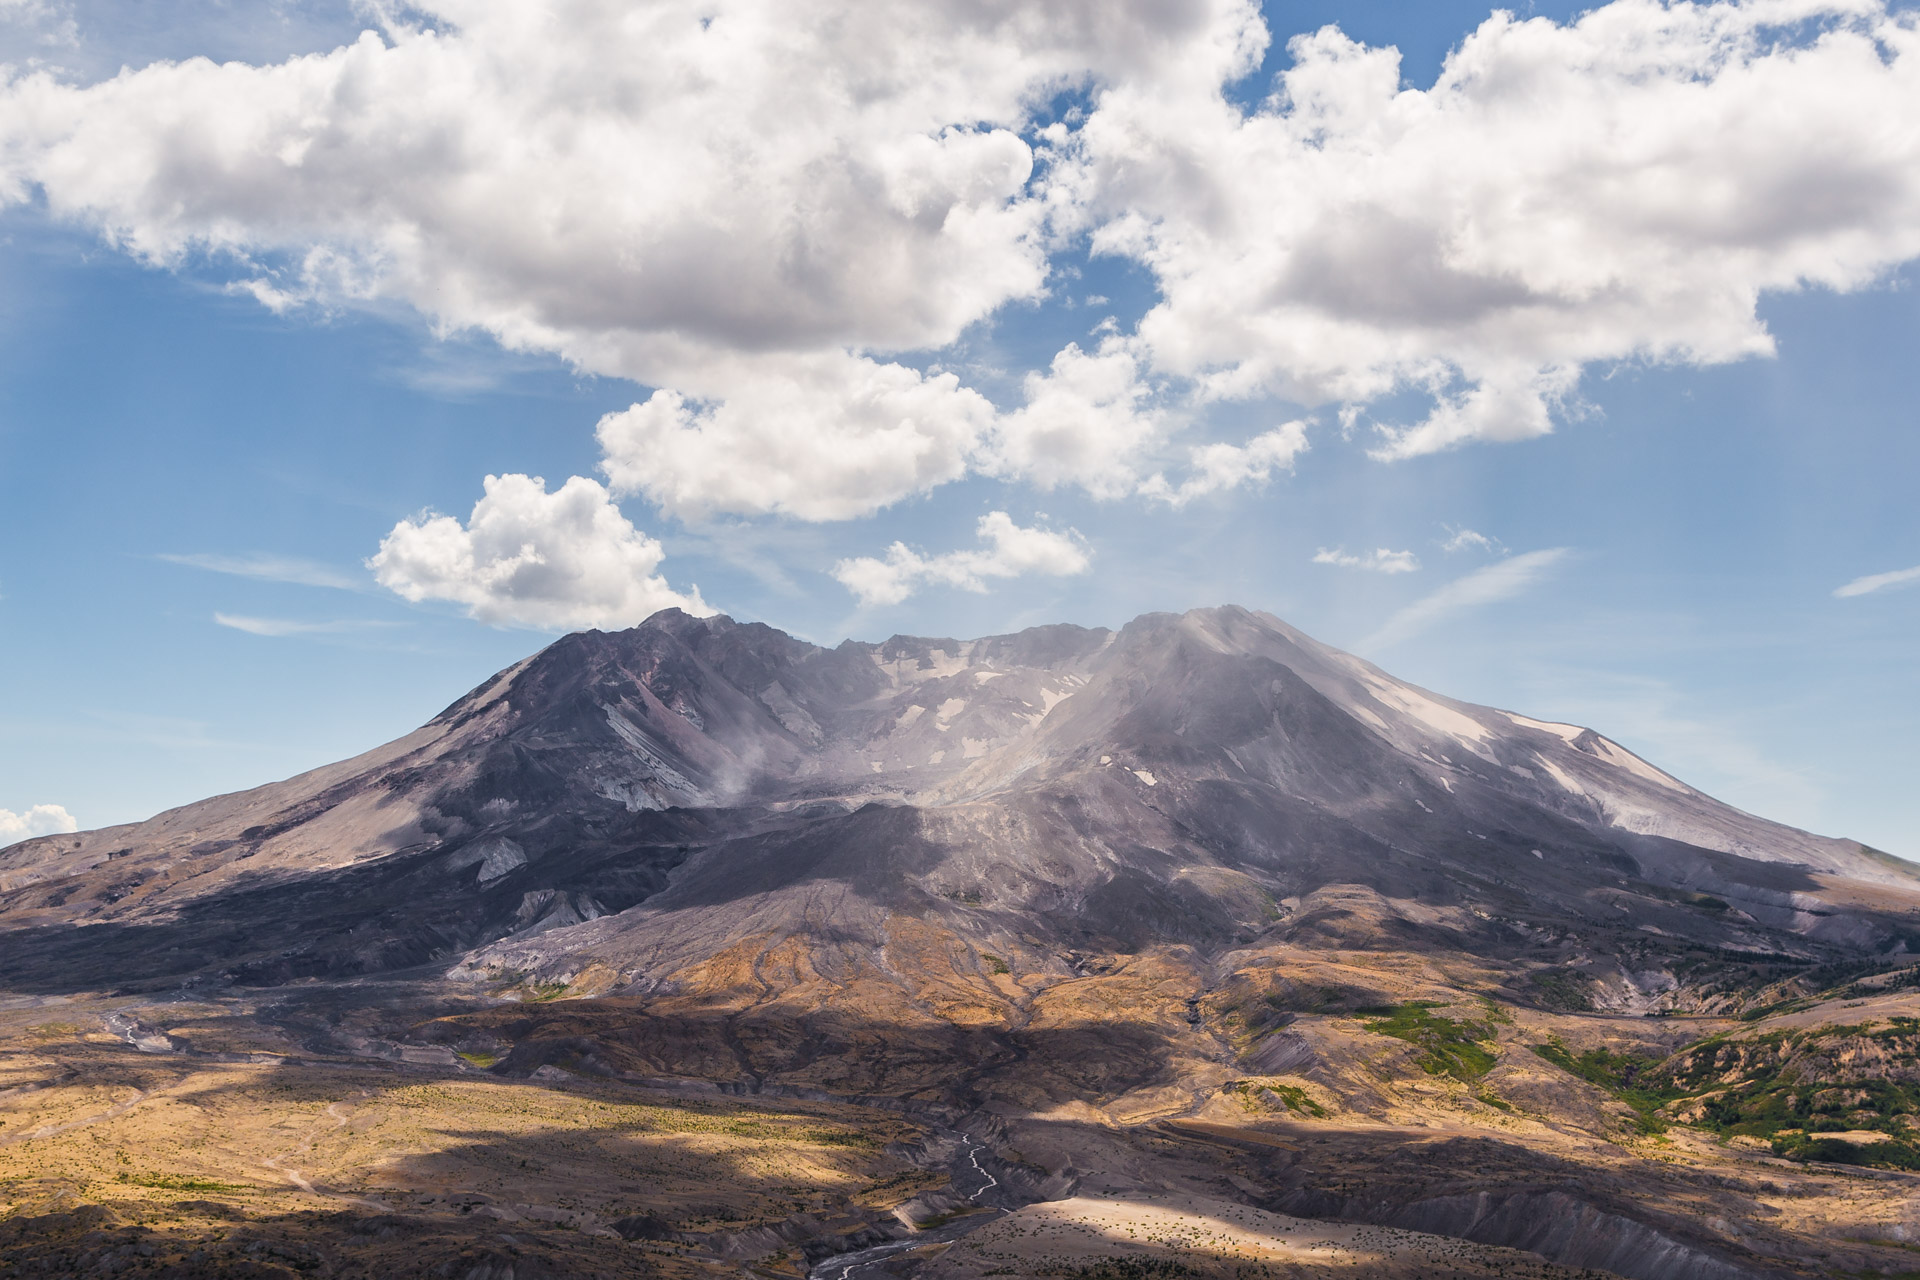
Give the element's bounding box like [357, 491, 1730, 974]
[1, 605, 1913, 994]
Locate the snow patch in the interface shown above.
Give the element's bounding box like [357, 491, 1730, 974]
[973, 670, 1004, 683]
[1503, 711, 1585, 742]
[895, 704, 925, 727]
[935, 697, 967, 728]
[1344, 702, 1388, 732]
[928, 749, 946, 765]
[961, 737, 990, 759]
[1356, 671, 1491, 746]
[872, 642, 976, 685]
[1537, 757, 1586, 796]
[1132, 769, 1158, 787]
[1591, 736, 1687, 793]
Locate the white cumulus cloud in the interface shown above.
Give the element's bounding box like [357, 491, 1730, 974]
[596, 354, 994, 522]
[1364, 548, 1570, 650]
[369, 473, 708, 631]
[832, 511, 1090, 607]
[1136, 421, 1310, 506]
[1058, 1, 1920, 457]
[1834, 564, 1920, 598]
[1440, 527, 1502, 555]
[1313, 546, 1420, 574]
[0, 802, 78, 847]
[986, 339, 1165, 499]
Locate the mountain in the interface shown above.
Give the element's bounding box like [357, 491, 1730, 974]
[1, 605, 1911, 1000]
[8, 606, 1920, 1280]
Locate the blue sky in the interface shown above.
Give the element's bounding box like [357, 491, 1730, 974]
[0, 0, 1916, 855]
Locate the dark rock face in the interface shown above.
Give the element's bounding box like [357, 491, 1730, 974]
[0, 605, 1913, 993]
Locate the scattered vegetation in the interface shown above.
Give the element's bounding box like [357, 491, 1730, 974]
[1353, 1002, 1498, 1081]
[1663, 1023, 1920, 1168]
[1045, 1258, 1194, 1280]
[1531, 1038, 1675, 1135]
[1225, 1079, 1326, 1117]
[798, 1128, 878, 1148]
[1739, 997, 1814, 1022]
[456, 1049, 500, 1067]
[26, 1021, 83, 1041]
[982, 953, 1011, 976]
[1525, 969, 1596, 1012]
[117, 1172, 251, 1193]
[1531, 1021, 1920, 1165]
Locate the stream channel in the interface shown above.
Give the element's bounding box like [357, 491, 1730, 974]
[806, 1132, 1011, 1280]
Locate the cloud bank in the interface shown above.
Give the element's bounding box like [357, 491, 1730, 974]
[832, 512, 1090, 607]
[369, 474, 708, 631]
[5, 1, 1920, 626]
[0, 802, 77, 847]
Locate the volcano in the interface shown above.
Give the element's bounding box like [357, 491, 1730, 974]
[2, 604, 1910, 1001]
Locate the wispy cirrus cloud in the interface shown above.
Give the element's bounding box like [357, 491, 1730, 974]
[212, 614, 401, 638]
[1364, 548, 1570, 651]
[1834, 565, 1920, 598]
[159, 552, 363, 591]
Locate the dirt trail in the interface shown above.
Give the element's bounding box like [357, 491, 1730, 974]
[260, 1096, 391, 1212]
[0, 1085, 148, 1147]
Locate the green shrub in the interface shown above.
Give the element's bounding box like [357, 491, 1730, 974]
[1357, 1002, 1497, 1080]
